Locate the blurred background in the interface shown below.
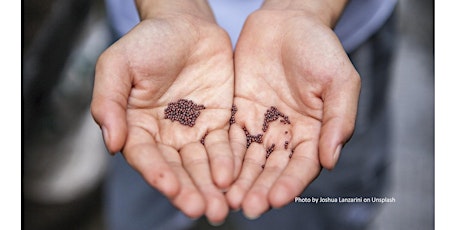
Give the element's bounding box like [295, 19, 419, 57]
[22, 0, 434, 229]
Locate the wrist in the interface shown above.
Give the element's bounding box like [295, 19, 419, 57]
[135, 0, 215, 22]
[261, 0, 348, 28]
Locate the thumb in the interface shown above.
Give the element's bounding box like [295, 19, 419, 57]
[91, 50, 131, 154]
[319, 70, 361, 170]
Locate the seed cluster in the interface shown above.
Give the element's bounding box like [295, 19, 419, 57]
[164, 99, 205, 127]
[243, 127, 263, 148]
[266, 143, 275, 159]
[229, 105, 294, 169]
[230, 104, 237, 125]
[263, 106, 290, 132]
[200, 133, 208, 145]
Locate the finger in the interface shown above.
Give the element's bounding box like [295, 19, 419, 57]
[268, 142, 321, 208]
[180, 142, 229, 224]
[319, 70, 361, 169]
[123, 126, 205, 218]
[229, 124, 247, 180]
[158, 144, 207, 219]
[204, 129, 234, 189]
[122, 127, 180, 199]
[90, 51, 131, 154]
[241, 148, 291, 219]
[225, 143, 266, 210]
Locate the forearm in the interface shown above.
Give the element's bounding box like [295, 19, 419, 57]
[135, 0, 215, 21]
[261, 0, 348, 28]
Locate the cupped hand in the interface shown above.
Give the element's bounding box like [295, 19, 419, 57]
[226, 9, 361, 218]
[91, 13, 234, 223]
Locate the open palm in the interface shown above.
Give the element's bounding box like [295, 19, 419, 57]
[91, 15, 234, 223]
[226, 10, 361, 218]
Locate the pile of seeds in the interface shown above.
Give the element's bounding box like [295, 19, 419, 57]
[232, 105, 263, 148]
[228, 105, 294, 169]
[164, 99, 205, 127]
[263, 106, 290, 132]
[243, 127, 263, 148]
[265, 143, 275, 159]
[261, 143, 277, 169]
[230, 104, 237, 125]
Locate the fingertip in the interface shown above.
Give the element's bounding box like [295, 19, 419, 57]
[100, 126, 113, 155]
[91, 100, 127, 154]
[268, 181, 292, 209]
[241, 192, 268, 220]
[205, 196, 229, 225]
[211, 156, 234, 190]
[91, 56, 130, 153]
[243, 212, 260, 220]
[208, 219, 225, 227]
[102, 123, 127, 154]
[214, 173, 233, 191]
[180, 192, 207, 219]
[318, 116, 350, 171]
[331, 144, 342, 168]
[205, 130, 235, 189]
[320, 76, 358, 169]
[144, 168, 181, 198]
[226, 185, 244, 210]
[320, 144, 342, 170]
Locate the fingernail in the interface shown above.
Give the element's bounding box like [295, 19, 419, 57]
[243, 211, 260, 220]
[208, 219, 225, 227]
[101, 126, 112, 154]
[231, 208, 241, 213]
[333, 144, 342, 162]
[189, 216, 200, 221]
[101, 125, 108, 141]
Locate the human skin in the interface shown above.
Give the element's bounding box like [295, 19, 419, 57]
[91, 0, 361, 224]
[226, 0, 361, 219]
[90, 0, 234, 224]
